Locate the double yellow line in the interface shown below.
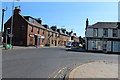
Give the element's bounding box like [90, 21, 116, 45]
[48, 66, 67, 78]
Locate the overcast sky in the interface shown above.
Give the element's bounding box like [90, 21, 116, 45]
[1, 2, 118, 37]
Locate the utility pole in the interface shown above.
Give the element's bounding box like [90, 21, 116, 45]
[9, 0, 15, 48]
[10, 0, 20, 48]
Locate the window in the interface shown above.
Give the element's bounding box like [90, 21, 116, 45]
[30, 26, 33, 32]
[113, 29, 118, 37]
[42, 29, 44, 35]
[93, 28, 98, 37]
[55, 33, 57, 37]
[51, 33, 53, 37]
[52, 40, 54, 44]
[93, 40, 97, 49]
[37, 29, 40, 34]
[42, 39, 44, 43]
[58, 41, 60, 44]
[71, 36, 74, 40]
[48, 32, 50, 36]
[103, 28, 108, 37]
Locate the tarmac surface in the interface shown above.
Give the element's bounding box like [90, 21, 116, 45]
[2, 47, 118, 78]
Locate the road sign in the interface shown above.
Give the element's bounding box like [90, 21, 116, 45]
[8, 34, 14, 37]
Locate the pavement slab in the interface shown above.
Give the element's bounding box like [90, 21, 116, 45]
[69, 62, 118, 78]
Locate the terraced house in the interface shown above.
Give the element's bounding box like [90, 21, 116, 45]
[85, 18, 120, 53]
[4, 6, 79, 47]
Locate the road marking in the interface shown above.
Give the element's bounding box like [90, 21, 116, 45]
[48, 69, 59, 78]
[53, 69, 62, 78]
[48, 66, 67, 79]
[53, 66, 67, 78]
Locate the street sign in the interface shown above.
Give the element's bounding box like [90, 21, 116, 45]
[8, 34, 14, 37]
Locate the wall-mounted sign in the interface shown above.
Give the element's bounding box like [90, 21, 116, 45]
[30, 34, 34, 37]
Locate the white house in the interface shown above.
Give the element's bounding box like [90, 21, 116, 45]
[85, 19, 120, 53]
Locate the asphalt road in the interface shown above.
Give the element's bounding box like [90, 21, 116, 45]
[2, 47, 118, 78]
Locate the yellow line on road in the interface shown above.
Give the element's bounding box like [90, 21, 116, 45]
[48, 69, 59, 78]
[53, 66, 67, 78]
[48, 65, 68, 79]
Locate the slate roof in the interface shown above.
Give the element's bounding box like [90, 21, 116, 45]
[87, 22, 120, 29]
[23, 16, 46, 29]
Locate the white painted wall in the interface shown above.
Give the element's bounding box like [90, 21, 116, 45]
[88, 40, 93, 50]
[98, 29, 103, 37]
[86, 28, 120, 38]
[107, 41, 112, 52]
[86, 28, 93, 37]
[85, 28, 120, 52]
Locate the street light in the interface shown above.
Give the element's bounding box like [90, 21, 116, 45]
[1, 7, 7, 33]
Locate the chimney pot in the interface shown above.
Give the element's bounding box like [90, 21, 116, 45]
[14, 6, 21, 14]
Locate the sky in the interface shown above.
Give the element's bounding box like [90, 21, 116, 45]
[1, 2, 118, 37]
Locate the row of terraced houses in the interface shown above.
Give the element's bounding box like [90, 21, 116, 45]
[3, 6, 79, 47]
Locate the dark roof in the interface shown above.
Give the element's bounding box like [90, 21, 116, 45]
[87, 22, 119, 29]
[21, 15, 46, 29]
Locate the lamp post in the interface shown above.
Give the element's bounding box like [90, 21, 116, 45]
[1, 7, 7, 33]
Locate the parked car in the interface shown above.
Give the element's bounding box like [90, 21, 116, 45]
[66, 42, 72, 48]
[66, 42, 80, 48]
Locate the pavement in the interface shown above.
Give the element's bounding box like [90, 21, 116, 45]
[69, 61, 118, 78]
[2, 45, 64, 50]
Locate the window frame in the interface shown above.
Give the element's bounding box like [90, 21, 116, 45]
[30, 26, 33, 32]
[93, 28, 98, 37]
[113, 29, 118, 37]
[103, 28, 108, 37]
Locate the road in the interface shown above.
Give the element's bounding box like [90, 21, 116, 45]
[2, 47, 118, 78]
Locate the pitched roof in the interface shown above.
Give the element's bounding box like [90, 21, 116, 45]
[87, 22, 119, 29]
[19, 15, 46, 29]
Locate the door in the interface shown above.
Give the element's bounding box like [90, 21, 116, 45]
[37, 38, 40, 46]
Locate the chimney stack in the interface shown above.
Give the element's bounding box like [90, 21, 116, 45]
[36, 18, 42, 24]
[86, 18, 89, 28]
[14, 6, 21, 14]
[51, 26, 57, 31]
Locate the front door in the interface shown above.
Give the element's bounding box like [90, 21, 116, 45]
[37, 38, 40, 46]
[35, 36, 40, 46]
